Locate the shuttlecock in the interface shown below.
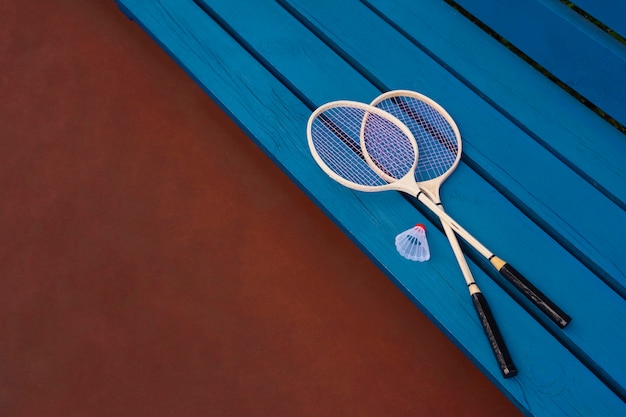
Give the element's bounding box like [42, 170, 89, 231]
[395, 223, 430, 262]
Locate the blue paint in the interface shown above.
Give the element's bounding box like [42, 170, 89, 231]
[573, 0, 626, 39]
[280, 0, 626, 389]
[282, 0, 626, 296]
[360, 0, 626, 209]
[452, 0, 626, 127]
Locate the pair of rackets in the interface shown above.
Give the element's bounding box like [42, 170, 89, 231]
[306, 90, 571, 378]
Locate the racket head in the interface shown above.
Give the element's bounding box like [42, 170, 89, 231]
[307, 100, 419, 193]
[370, 90, 462, 200]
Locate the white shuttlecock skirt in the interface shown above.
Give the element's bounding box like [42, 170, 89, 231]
[395, 224, 430, 262]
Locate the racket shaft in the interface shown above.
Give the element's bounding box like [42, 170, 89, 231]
[416, 193, 492, 258]
[442, 222, 475, 289]
[416, 193, 570, 328]
[472, 292, 517, 378]
[441, 218, 516, 377]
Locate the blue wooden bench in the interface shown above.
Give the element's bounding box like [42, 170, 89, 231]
[115, 1, 626, 415]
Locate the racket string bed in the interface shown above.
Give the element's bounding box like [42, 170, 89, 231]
[361, 111, 416, 181]
[375, 95, 459, 182]
[309, 104, 414, 186]
[309, 108, 386, 187]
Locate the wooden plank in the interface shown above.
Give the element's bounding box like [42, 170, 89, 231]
[281, 0, 626, 296]
[205, 0, 626, 399]
[143, 0, 624, 396]
[351, 0, 626, 292]
[451, 0, 626, 128]
[187, 0, 378, 107]
[279, 2, 626, 390]
[572, 0, 626, 39]
[115, 0, 626, 415]
[264, 2, 626, 295]
[360, 0, 626, 210]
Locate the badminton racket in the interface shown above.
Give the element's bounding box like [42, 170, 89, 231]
[371, 90, 516, 377]
[308, 100, 515, 377]
[368, 91, 570, 329]
[307, 100, 570, 329]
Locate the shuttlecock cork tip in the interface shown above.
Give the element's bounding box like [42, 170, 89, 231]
[415, 223, 425, 231]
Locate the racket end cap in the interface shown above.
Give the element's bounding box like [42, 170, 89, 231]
[502, 364, 518, 378]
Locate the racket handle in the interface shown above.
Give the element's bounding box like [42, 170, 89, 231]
[471, 292, 518, 378]
[491, 256, 571, 328]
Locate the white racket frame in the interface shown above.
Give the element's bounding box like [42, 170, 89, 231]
[307, 98, 570, 330]
[369, 90, 479, 295]
[307, 100, 494, 261]
[307, 101, 418, 194]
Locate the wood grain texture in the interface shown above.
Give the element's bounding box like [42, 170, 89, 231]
[572, 0, 626, 38]
[361, 0, 626, 210]
[452, 0, 626, 127]
[280, 0, 626, 392]
[115, 0, 626, 415]
[283, 0, 626, 295]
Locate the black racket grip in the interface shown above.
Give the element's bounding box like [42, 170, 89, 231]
[471, 292, 517, 378]
[492, 257, 571, 328]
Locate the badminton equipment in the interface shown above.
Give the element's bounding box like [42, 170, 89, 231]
[372, 91, 517, 376]
[307, 100, 570, 327]
[307, 101, 519, 376]
[395, 223, 431, 262]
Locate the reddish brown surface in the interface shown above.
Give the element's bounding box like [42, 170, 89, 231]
[0, 1, 523, 416]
